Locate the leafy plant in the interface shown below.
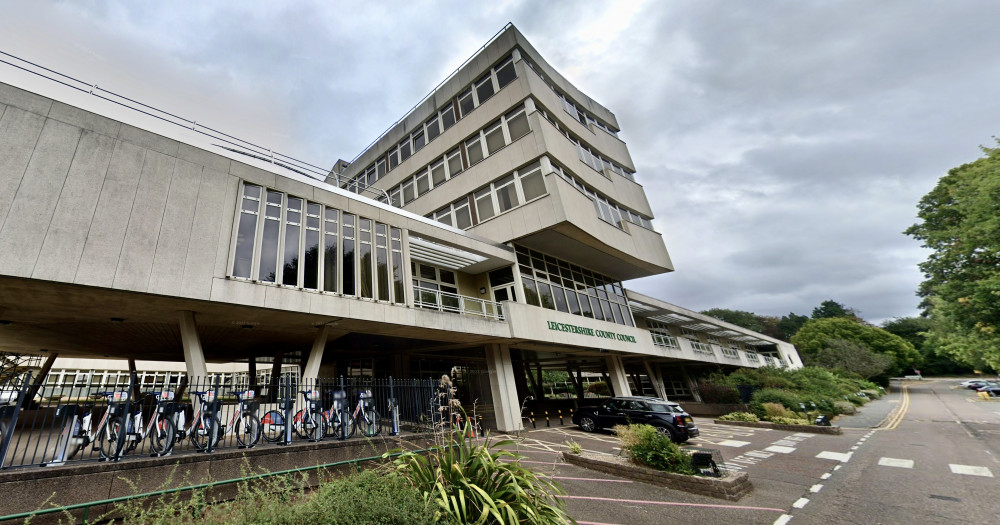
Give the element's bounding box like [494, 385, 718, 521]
[760, 402, 789, 419]
[614, 424, 695, 475]
[389, 421, 574, 524]
[833, 400, 856, 415]
[767, 417, 811, 425]
[750, 388, 802, 410]
[566, 440, 583, 454]
[586, 381, 610, 396]
[718, 411, 759, 422]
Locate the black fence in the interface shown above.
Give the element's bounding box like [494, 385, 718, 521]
[0, 373, 444, 471]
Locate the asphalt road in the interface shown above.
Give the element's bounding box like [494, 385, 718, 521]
[500, 380, 1000, 525]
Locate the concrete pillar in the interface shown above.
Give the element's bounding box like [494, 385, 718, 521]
[605, 355, 631, 397]
[301, 325, 330, 382]
[643, 360, 667, 401]
[680, 365, 702, 403]
[486, 344, 522, 432]
[178, 311, 207, 380]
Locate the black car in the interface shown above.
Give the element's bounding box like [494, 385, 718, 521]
[572, 396, 699, 443]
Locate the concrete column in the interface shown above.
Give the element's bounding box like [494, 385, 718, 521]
[301, 325, 330, 382]
[178, 311, 207, 380]
[605, 355, 631, 397]
[643, 360, 667, 401]
[486, 344, 522, 432]
[680, 365, 702, 403]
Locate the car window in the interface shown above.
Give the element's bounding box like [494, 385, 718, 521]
[627, 401, 646, 410]
[647, 403, 681, 413]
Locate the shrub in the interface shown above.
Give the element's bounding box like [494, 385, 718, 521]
[767, 416, 811, 425]
[586, 381, 610, 396]
[833, 400, 856, 415]
[697, 382, 741, 404]
[390, 423, 574, 524]
[718, 411, 759, 422]
[761, 402, 790, 419]
[567, 440, 583, 454]
[861, 389, 882, 399]
[615, 424, 695, 475]
[751, 388, 802, 409]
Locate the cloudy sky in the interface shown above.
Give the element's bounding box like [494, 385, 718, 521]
[3, 1, 999, 324]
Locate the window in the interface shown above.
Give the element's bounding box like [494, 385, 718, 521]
[341, 213, 356, 296]
[426, 115, 440, 141]
[391, 228, 405, 304]
[441, 105, 456, 130]
[430, 159, 446, 187]
[517, 161, 545, 201]
[494, 174, 518, 213]
[233, 184, 261, 278]
[495, 56, 516, 89]
[475, 73, 495, 104]
[282, 197, 302, 286]
[474, 186, 495, 221]
[484, 120, 506, 155]
[359, 218, 373, 299]
[413, 263, 459, 311]
[258, 190, 282, 282]
[375, 224, 390, 301]
[412, 129, 425, 152]
[505, 106, 529, 141]
[446, 148, 463, 176]
[466, 135, 484, 165]
[303, 202, 321, 289]
[323, 207, 338, 292]
[648, 321, 680, 349]
[398, 139, 411, 162]
[458, 88, 475, 117]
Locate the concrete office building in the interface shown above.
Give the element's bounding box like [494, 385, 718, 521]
[0, 25, 801, 431]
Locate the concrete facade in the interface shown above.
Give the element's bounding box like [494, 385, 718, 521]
[0, 25, 802, 432]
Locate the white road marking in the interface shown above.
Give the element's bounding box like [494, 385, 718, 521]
[772, 440, 798, 447]
[745, 451, 775, 458]
[717, 440, 751, 447]
[793, 497, 809, 508]
[792, 433, 814, 438]
[878, 457, 914, 468]
[773, 514, 793, 525]
[833, 465, 842, 471]
[817, 451, 852, 462]
[810, 484, 823, 493]
[765, 445, 797, 454]
[850, 446, 859, 450]
[820, 473, 831, 479]
[949, 464, 994, 477]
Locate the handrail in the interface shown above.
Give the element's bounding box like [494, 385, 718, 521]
[0, 445, 450, 523]
[412, 285, 505, 321]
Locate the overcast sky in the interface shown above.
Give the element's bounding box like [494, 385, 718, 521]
[3, 1, 999, 324]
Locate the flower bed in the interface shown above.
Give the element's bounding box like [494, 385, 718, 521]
[712, 419, 842, 434]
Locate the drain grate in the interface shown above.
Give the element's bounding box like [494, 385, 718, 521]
[928, 495, 961, 502]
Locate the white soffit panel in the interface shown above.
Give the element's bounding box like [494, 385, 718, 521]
[409, 236, 488, 270]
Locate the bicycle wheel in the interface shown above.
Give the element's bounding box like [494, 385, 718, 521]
[235, 413, 261, 447]
[327, 412, 354, 439]
[191, 415, 222, 451]
[149, 416, 176, 456]
[260, 410, 286, 443]
[98, 419, 123, 460]
[293, 409, 311, 440]
[308, 413, 326, 441]
[357, 409, 382, 437]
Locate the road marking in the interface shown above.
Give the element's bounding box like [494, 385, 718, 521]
[878, 457, 914, 468]
[850, 446, 859, 450]
[745, 450, 775, 458]
[773, 515, 793, 525]
[810, 484, 823, 493]
[817, 451, 852, 462]
[560, 495, 785, 512]
[882, 384, 910, 430]
[792, 497, 809, 508]
[717, 440, 752, 447]
[820, 473, 831, 479]
[765, 445, 797, 454]
[792, 433, 814, 438]
[772, 439, 798, 446]
[833, 465, 842, 471]
[949, 464, 994, 477]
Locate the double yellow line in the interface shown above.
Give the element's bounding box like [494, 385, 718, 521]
[883, 384, 910, 430]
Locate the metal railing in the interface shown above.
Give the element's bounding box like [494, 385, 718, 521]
[413, 285, 505, 321]
[0, 372, 438, 471]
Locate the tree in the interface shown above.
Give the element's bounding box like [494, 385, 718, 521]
[805, 338, 893, 379]
[811, 300, 859, 320]
[777, 312, 809, 339]
[905, 142, 1000, 370]
[701, 308, 767, 333]
[791, 318, 922, 377]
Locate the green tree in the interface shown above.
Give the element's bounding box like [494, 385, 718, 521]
[701, 308, 767, 333]
[778, 312, 810, 339]
[791, 318, 921, 377]
[811, 300, 859, 320]
[905, 142, 1000, 370]
[805, 338, 893, 380]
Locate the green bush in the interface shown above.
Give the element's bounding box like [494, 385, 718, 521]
[586, 381, 610, 396]
[718, 411, 759, 422]
[767, 416, 811, 425]
[761, 402, 790, 419]
[861, 389, 882, 399]
[750, 388, 802, 409]
[833, 400, 856, 415]
[615, 424, 695, 475]
[696, 382, 741, 404]
[390, 422, 574, 524]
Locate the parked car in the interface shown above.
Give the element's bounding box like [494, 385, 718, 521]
[975, 385, 1000, 396]
[963, 380, 990, 390]
[572, 396, 699, 443]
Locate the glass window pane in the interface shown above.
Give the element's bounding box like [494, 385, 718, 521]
[552, 286, 568, 313]
[233, 212, 257, 278]
[466, 137, 484, 165]
[506, 111, 529, 141]
[402, 181, 416, 203]
[258, 219, 280, 282]
[399, 141, 411, 162]
[282, 225, 299, 286]
[455, 202, 472, 229]
[304, 229, 320, 289]
[495, 59, 516, 88]
[431, 161, 446, 186]
[522, 278, 539, 306]
[426, 116, 440, 141]
[342, 214, 355, 296]
[537, 282, 554, 310]
[447, 149, 464, 176]
[459, 89, 475, 117]
[578, 293, 594, 318]
[485, 124, 506, 155]
[566, 290, 580, 315]
[416, 172, 430, 195]
[412, 130, 425, 152]
[520, 169, 545, 201]
[439, 269, 456, 285]
[442, 106, 456, 130]
[476, 75, 495, 103]
[475, 188, 495, 220]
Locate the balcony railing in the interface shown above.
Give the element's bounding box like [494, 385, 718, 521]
[413, 285, 505, 321]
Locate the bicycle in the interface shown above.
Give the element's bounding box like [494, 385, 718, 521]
[112, 391, 177, 457]
[350, 389, 381, 437]
[59, 391, 130, 461]
[321, 389, 354, 438]
[292, 390, 325, 441]
[175, 390, 224, 452]
[224, 389, 261, 448]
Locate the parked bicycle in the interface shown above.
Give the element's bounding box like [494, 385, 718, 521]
[54, 391, 130, 461]
[292, 390, 325, 441]
[351, 389, 381, 437]
[113, 390, 177, 457]
[322, 389, 354, 438]
[174, 390, 224, 452]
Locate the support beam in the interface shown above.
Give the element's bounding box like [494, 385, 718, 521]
[301, 325, 330, 382]
[267, 351, 284, 403]
[127, 359, 142, 401]
[178, 311, 207, 380]
[681, 365, 702, 402]
[486, 344, 522, 432]
[605, 355, 631, 397]
[22, 353, 57, 409]
[643, 360, 668, 401]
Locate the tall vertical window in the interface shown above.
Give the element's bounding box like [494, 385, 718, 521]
[375, 224, 390, 302]
[358, 218, 373, 299]
[233, 184, 261, 278]
[303, 202, 321, 289]
[391, 228, 405, 304]
[323, 207, 339, 293]
[282, 197, 302, 286]
[342, 213, 356, 296]
[258, 190, 282, 282]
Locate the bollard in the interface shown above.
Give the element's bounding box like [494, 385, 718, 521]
[545, 411, 550, 427]
[530, 412, 536, 429]
[558, 410, 563, 425]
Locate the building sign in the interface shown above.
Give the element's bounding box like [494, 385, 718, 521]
[546, 321, 637, 343]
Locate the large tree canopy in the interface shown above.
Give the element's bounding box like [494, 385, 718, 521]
[791, 318, 922, 376]
[905, 142, 1000, 370]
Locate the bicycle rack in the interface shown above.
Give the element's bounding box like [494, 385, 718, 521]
[42, 404, 80, 467]
[388, 376, 399, 436]
[205, 378, 222, 454]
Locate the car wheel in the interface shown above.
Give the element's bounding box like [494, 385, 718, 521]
[655, 425, 678, 443]
[578, 415, 597, 432]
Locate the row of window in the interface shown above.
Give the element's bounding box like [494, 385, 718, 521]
[522, 57, 621, 139]
[344, 54, 518, 194]
[431, 160, 546, 229]
[233, 183, 406, 304]
[535, 106, 634, 182]
[515, 245, 634, 327]
[550, 163, 652, 231]
[387, 103, 531, 208]
[412, 262, 459, 310]
[647, 320, 680, 349]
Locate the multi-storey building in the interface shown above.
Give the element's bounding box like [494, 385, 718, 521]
[0, 25, 801, 431]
